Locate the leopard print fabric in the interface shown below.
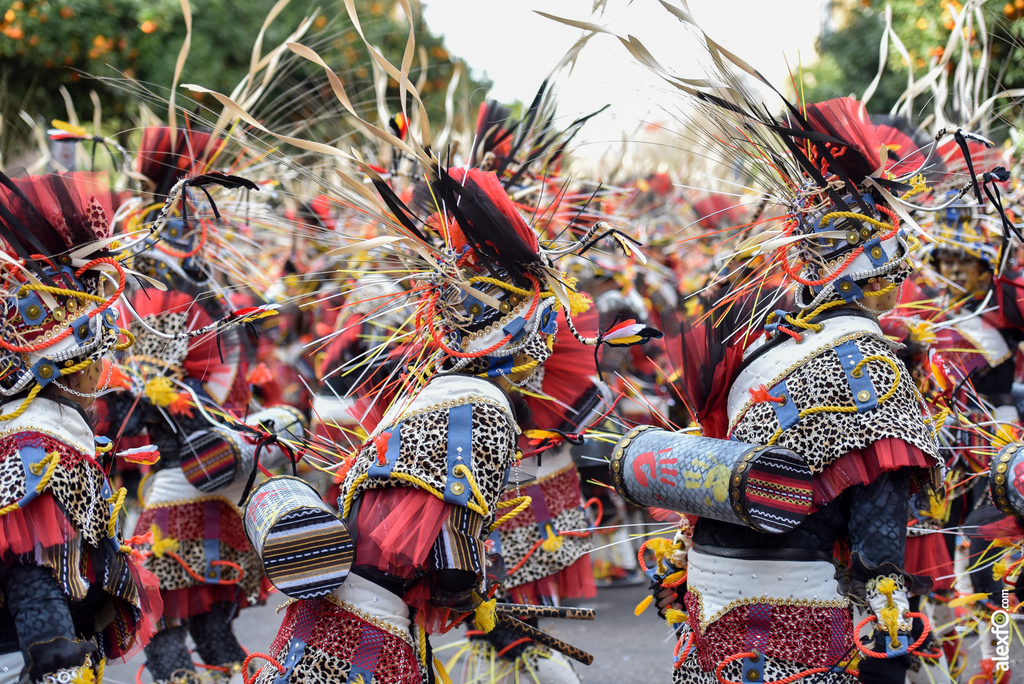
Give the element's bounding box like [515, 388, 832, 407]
[129, 310, 190, 374]
[134, 499, 264, 602]
[343, 401, 518, 527]
[731, 335, 937, 472]
[671, 625, 857, 684]
[0, 431, 112, 548]
[496, 465, 593, 589]
[253, 597, 426, 684]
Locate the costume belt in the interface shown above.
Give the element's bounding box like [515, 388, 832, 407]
[686, 548, 845, 632]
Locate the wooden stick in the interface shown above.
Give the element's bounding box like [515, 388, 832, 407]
[496, 614, 594, 666]
[494, 604, 595, 621]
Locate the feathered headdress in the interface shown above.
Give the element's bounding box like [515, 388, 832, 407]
[0, 171, 135, 416]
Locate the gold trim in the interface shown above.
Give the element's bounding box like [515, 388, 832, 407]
[688, 585, 848, 634]
[324, 594, 417, 651]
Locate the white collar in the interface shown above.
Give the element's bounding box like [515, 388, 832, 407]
[0, 397, 95, 453]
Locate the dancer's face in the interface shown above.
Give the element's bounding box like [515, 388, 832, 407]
[937, 255, 990, 297]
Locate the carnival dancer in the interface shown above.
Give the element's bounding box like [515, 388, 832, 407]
[459, 305, 609, 684]
[567, 14, 946, 678]
[245, 158, 660, 683]
[102, 126, 299, 683]
[0, 171, 161, 682]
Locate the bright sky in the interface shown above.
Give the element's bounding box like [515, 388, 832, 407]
[421, 0, 824, 161]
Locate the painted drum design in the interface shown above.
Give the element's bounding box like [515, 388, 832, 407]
[608, 427, 813, 533]
[244, 475, 354, 599]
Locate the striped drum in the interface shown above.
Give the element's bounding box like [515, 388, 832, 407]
[244, 476, 354, 599]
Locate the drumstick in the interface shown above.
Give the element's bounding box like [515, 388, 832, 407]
[494, 604, 595, 621]
[496, 614, 594, 666]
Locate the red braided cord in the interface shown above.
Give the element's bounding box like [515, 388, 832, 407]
[165, 550, 244, 586]
[583, 497, 604, 527]
[714, 651, 834, 684]
[155, 217, 208, 259]
[242, 653, 286, 684]
[854, 612, 935, 659]
[428, 272, 542, 359]
[1, 257, 126, 353]
[674, 632, 694, 668]
[637, 540, 652, 573]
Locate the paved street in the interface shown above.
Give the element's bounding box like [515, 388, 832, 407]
[104, 583, 1024, 684]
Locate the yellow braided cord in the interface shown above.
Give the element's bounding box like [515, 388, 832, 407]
[341, 473, 369, 518]
[490, 495, 532, 531]
[818, 211, 895, 233]
[466, 276, 553, 299]
[18, 284, 107, 304]
[30, 451, 61, 492]
[95, 441, 113, 454]
[453, 464, 489, 517]
[0, 502, 20, 516]
[115, 328, 135, 351]
[923, 407, 950, 439]
[0, 385, 42, 421]
[766, 356, 902, 446]
[419, 624, 428, 666]
[61, 358, 95, 376]
[107, 487, 127, 537]
[862, 281, 898, 298]
[97, 656, 105, 684]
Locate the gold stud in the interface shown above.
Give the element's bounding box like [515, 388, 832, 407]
[839, 281, 852, 292]
[871, 247, 883, 260]
[78, 324, 90, 338]
[612, 461, 621, 472]
[66, 299, 78, 312]
[857, 390, 871, 402]
[53, 310, 64, 321]
[614, 449, 623, 459]
[997, 463, 1008, 473]
[846, 231, 859, 244]
[38, 365, 53, 379]
[450, 482, 465, 496]
[620, 438, 631, 447]
[26, 305, 41, 319]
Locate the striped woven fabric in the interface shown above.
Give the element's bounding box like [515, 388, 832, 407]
[262, 506, 354, 599]
[181, 430, 240, 493]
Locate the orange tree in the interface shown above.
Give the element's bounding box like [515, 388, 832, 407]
[804, 0, 1024, 123]
[0, 0, 487, 156]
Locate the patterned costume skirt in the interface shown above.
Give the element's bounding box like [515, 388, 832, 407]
[134, 468, 267, 626]
[494, 455, 595, 604]
[0, 428, 160, 658]
[254, 573, 426, 684]
[673, 550, 856, 684]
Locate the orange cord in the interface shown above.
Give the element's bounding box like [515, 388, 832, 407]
[242, 653, 285, 684]
[1, 257, 126, 353]
[853, 612, 938, 659]
[165, 550, 244, 586]
[674, 632, 695, 668]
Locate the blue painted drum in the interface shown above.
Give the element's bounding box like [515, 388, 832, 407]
[608, 426, 814, 533]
